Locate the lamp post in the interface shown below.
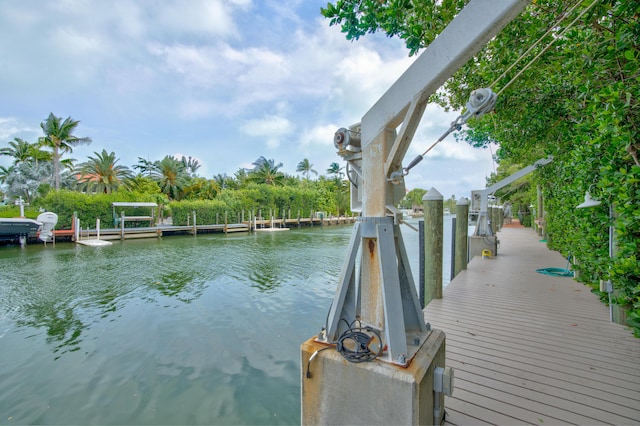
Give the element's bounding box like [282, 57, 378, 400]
[576, 188, 614, 322]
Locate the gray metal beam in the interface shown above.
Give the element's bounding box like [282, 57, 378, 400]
[361, 0, 530, 148]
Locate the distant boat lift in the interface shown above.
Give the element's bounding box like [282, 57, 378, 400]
[254, 215, 289, 232]
[76, 218, 112, 247]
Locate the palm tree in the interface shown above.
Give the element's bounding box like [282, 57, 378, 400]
[150, 156, 190, 200]
[0, 138, 52, 166]
[182, 177, 220, 200]
[212, 173, 231, 190]
[76, 149, 134, 194]
[133, 157, 155, 177]
[180, 156, 201, 177]
[40, 113, 91, 190]
[0, 165, 15, 185]
[326, 162, 344, 180]
[248, 156, 284, 186]
[296, 158, 318, 180]
[0, 138, 32, 164]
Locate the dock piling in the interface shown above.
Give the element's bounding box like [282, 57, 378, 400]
[422, 187, 443, 306]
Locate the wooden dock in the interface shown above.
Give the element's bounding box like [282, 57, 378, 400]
[424, 225, 640, 425]
[68, 215, 357, 241]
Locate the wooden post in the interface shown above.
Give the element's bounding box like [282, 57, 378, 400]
[120, 211, 125, 240]
[453, 197, 470, 279]
[192, 211, 197, 235]
[423, 188, 443, 305]
[225, 211, 228, 234]
[489, 206, 496, 234]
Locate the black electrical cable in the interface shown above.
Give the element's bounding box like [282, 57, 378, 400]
[306, 321, 384, 379]
[346, 163, 358, 189]
[336, 325, 383, 364]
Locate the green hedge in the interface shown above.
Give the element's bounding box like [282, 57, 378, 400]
[38, 190, 157, 229]
[0, 205, 40, 220]
[169, 200, 229, 226]
[215, 185, 328, 218]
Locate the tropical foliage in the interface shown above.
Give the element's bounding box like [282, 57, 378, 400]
[0, 138, 51, 165]
[76, 149, 133, 194]
[1, 125, 353, 226]
[39, 113, 92, 190]
[323, 0, 640, 334]
[247, 157, 285, 186]
[296, 158, 318, 180]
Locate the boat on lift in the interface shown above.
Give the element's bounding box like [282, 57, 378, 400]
[0, 217, 42, 242]
[0, 197, 43, 245]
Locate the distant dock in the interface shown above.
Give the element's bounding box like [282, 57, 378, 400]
[63, 215, 357, 242]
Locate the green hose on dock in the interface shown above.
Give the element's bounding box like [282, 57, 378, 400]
[535, 267, 574, 277]
[536, 254, 574, 277]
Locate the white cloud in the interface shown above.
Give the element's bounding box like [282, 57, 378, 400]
[155, 0, 241, 38]
[149, 43, 221, 88]
[0, 117, 39, 141]
[50, 27, 105, 56]
[240, 114, 294, 150]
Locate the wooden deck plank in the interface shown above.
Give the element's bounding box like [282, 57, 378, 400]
[439, 326, 640, 381]
[445, 348, 640, 411]
[447, 358, 640, 422]
[430, 307, 640, 360]
[423, 226, 640, 425]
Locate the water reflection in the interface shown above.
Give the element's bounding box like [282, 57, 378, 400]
[92, 284, 123, 318]
[16, 300, 84, 359]
[148, 270, 205, 303]
[247, 258, 282, 293]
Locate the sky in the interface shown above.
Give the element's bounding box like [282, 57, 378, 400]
[0, 0, 497, 199]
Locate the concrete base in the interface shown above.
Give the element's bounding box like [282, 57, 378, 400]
[468, 235, 498, 260]
[301, 329, 445, 425]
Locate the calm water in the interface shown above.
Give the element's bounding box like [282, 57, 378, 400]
[0, 218, 452, 425]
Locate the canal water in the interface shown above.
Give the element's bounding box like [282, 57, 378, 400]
[0, 217, 452, 425]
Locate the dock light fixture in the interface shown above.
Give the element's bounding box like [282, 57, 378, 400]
[575, 185, 617, 322]
[576, 190, 601, 209]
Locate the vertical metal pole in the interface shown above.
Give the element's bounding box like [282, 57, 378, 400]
[450, 217, 456, 281]
[359, 128, 395, 328]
